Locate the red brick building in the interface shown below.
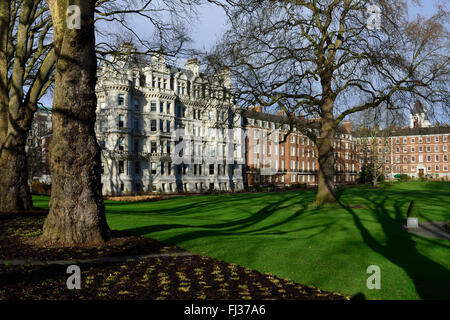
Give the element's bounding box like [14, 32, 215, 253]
[242, 107, 358, 187]
[243, 103, 449, 188]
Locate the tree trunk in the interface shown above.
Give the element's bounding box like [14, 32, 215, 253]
[41, 0, 110, 245]
[314, 99, 338, 205]
[0, 135, 33, 212]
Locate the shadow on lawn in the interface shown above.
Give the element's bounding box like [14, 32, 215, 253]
[121, 191, 329, 244]
[340, 189, 450, 300]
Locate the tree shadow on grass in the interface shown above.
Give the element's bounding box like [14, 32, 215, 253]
[340, 192, 450, 300]
[120, 191, 330, 245]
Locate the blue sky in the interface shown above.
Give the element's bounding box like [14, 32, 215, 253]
[40, 0, 448, 124]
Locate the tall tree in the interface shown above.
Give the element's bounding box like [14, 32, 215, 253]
[0, 0, 55, 212]
[40, 0, 111, 244]
[207, 0, 449, 205]
[0, 0, 208, 214]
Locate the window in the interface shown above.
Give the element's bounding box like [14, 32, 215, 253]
[426, 146, 431, 152]
[119, 160, 124, 174]
[419, 146, 423, 152]
[100, 121, 106, 132]
[435, 146, 439, 152]
[133, 119, 138, 130]
[151, 162, 157, 175]
[427, 155, 431, 162]
[118, 137, 124, 151]
[435, 136, 439, 142]
[101, 162, 104, 174]
[444, 145, 447, 152]
[118, 94, 124, 105]
[135, 161, 140, 175]
[100, 102, 106, 112]
[167, 103, 171, 114]
[444, 155, 448, 162]
[427, 137, 431, 143]
[436, 155, 439, 162]
[411, 156, 415, 162]
[436, 165, 440, 171]
[209, 164, 215, 175]
[411, 138, 415, 143]
[443, 136, 448, 142]
[151, 101, 157, 112]
[166, 120, 170, 132]
[411, 147, 415, 152]
[160, 102, 164, 113]
[134, 99, 139, 111]
[151, 120, 157, 131]
[151, 141, 157, 153]
[100, 140, 106, 149]
[118, 115, 124, 128]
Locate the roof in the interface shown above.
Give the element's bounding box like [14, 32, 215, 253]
[353, 125, 450, 137]
[412, 101, 426, 114]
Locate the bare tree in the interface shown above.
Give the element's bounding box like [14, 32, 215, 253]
[0, 0, 54, 212]
[206, 0, 449, 205]
[40, 0, 222, 245]
[354, 107, 395, 187]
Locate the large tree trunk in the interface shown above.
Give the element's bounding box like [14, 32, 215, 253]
[0, 135, 33, 212]
[41, 0, 110, 245]
[314, 99, 338, 205]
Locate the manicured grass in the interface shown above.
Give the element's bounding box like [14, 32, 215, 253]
[33, 181, 450, 300]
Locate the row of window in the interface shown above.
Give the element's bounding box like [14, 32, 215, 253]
[111, 161, 237, 176]
[387, 165, 449, 172]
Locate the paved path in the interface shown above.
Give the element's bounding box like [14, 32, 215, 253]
[404, 221, 450, 241]
[0, 251, 194, 266]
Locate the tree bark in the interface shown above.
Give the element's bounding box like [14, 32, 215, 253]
[314, 98, 338, 205]
[0, 135, 33, 212]
[41, 0, 110, 245]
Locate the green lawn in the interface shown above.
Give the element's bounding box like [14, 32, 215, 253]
[33, 181, 450, 300]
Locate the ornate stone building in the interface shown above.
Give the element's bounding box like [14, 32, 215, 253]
[95, 46, 245, 195]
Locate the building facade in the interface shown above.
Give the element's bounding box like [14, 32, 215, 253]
[242, 107, 359, 188]
[95, 47, 245, 195]
[94, 48, 448, 194]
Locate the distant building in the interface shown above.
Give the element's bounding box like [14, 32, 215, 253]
[242, 107, 358, 188]
[410, 100, 431, 129]
[27, 106, 52, 184]
[95, 46, 245, 195]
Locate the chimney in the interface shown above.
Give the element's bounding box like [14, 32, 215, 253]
[254, 106, 262, 113]
[342, 121, 352, 134]
[436, 121, 440, 127]
[186, 58, 200, 77]
[276, 110, 285, 117]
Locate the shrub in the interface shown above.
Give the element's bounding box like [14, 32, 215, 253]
[31, 180, 51, 195]
[395, 174, 410, 182]
[406, 200, 419, 218]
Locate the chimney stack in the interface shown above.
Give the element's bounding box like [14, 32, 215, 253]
[276, 110, 285, 117]
[185, 58, 200, 76]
